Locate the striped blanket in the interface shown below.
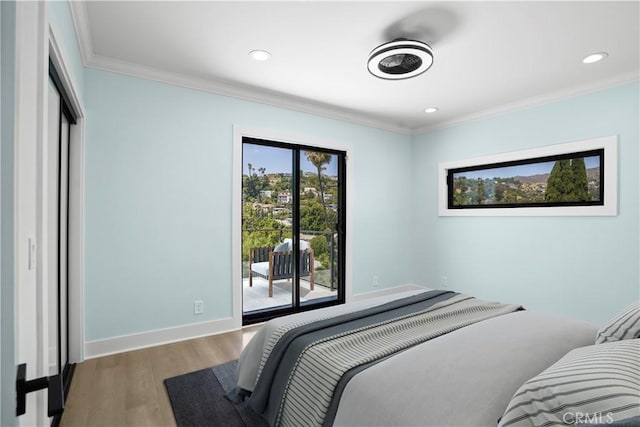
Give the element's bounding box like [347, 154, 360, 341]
[248, 290, 522, 426]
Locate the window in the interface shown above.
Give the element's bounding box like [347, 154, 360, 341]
[447, 149, 604, 209]
[438, 136, 617, 216]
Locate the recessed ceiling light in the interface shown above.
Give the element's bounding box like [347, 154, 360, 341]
[582, 52, 608, 64]
[425, 107, 439, 113]
[367, 39, 434, 80]
[249, 50, 271, 61]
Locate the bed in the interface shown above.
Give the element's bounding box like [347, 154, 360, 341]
[232, 289, 640, 427]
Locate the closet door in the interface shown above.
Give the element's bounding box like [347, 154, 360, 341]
[47, 79, 62, 376]
[47, 76, 73, 392]
[59, 107, 70, 377]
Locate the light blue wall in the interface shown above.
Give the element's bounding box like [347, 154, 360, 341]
[1, 2, 17, 425]
[84, 68, 414, 341]
[412, 82, 640, 325]
[84, 69, 639, 341]
[48, 0, 84, 100]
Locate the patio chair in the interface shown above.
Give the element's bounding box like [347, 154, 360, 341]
[249, 245, 315, 297]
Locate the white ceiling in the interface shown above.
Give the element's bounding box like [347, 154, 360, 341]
[71, 1, 640, 134]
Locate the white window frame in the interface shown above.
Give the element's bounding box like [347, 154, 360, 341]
[438, 135, 617, 217]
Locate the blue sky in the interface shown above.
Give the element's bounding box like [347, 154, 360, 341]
[454, 156, 600, 180]
[243, 144, 338, 176]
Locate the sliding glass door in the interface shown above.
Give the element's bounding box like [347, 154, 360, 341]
[242, 137, 345, 324]
[47, 59, 78, 415]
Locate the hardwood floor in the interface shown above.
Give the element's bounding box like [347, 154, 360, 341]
[60, 326, 260, 427]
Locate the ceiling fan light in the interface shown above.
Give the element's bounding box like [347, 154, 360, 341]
[367, 39, 433, 80]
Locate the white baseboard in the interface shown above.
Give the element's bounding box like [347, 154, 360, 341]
[84, 317, 238, 359]
[85, 284, 430, 359]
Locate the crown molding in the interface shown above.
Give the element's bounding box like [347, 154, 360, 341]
[413, 72, 640, 135]
[67, 2, 410, 135]
[75, 49, 640, 139]
[85, 53, 412, 135]
[66, 2, 637, 138]
[68, 0, 93, 66]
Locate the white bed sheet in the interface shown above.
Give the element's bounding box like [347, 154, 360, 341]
[333, 310, 598, 426]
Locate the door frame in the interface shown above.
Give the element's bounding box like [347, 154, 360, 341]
[1, 2, 17, 426]
[14, 3, 48, 425]
[14, 2, 85, 424]
[232, 126, 354, 329]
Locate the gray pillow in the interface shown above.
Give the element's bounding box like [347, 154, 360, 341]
[274, 241, 290, 252]
[281, 238, 309, 251]
[498, 339, 640, 427]
[596, 301, 640, 344]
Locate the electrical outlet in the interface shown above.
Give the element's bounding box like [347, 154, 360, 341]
[194, 300, 204, 315]
[373, 275, 379, 288]
[441, 276, 448, 288]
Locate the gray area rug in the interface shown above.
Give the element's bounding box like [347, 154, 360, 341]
[164, 360, 267, 427]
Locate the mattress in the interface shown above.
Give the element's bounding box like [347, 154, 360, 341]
[234, 289, 599, 426]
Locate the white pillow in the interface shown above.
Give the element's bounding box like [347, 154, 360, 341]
[596, 301, 640, 344]
[498, 339, 640, 427]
